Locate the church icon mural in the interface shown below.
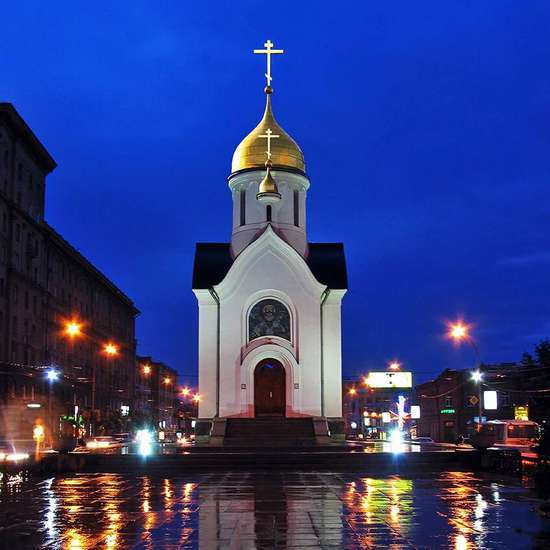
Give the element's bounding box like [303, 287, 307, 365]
[248, 299, 291, 342]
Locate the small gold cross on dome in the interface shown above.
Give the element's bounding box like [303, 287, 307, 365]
[253, 39, 284, 87]
[258, 128, 280, 160]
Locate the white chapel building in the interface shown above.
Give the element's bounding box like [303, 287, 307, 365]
[192, 49, 347, 443]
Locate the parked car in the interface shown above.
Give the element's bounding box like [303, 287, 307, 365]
[84, 436, 123, 451]
[411, 436, 434, 444]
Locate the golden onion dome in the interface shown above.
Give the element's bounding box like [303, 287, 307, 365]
[231, 88, 305, 176]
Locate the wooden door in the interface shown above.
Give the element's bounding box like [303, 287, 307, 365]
[254, 359, 286, 416]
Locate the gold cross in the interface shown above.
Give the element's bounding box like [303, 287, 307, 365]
[258, 128, 280, 160]
[253, 39, 284, 87]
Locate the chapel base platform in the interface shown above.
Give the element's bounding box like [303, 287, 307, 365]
[30, 447, 476, 476]
[195, 417, 345, 447]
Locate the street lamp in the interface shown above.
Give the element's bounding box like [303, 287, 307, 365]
[182, 387, 190, 397]
[103, 343, 119, 356]
[447, 320, 484, 430]
[65, 321, 82, 339]
[46, 369, 59, 445]
[143, 364, 151, 375]
[164, 377, 171, 385]
[47, 369, 59, 382]
[388, 361, 401, 371]
[471, 370, 483, 383]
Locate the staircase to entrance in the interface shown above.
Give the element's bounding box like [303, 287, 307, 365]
[224, 417, 317, 447]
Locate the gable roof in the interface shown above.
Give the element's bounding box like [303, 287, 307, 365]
[192, 242, 347, 290]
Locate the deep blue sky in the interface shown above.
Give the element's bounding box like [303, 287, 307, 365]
[2, 2, 549, 385]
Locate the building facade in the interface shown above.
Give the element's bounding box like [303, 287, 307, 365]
[192, 54, 347, 440]
[135, 355, 178, 431]
[343, 377, 413, 439]
[0, 103, 139, 441]
[415, 363, 549, 442]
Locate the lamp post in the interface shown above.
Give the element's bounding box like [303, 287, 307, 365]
[46, 368, 59, 445]
[448, 321, 484, 430]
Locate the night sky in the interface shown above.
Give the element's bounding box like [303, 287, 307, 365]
[2, 2, 549, 386]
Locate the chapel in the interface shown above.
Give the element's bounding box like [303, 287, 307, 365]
[192, 41, 347, 444]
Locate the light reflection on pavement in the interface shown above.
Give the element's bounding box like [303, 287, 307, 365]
[0, 470, 548, 548]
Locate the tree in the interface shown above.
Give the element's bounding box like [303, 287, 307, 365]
[534, 339, 550, 368]
[520, 352, 537, 368]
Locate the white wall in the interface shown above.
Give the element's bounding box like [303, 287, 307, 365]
[193, 227, 346, 421]
[215, 227, 326, 417]
[322, 290, 347, 418]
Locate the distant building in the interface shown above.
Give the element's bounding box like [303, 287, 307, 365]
[343, 372, 413, 439]
[415, 362, 550, 442]
[0, 103, 138, 441]
[136, 356, 178, 432]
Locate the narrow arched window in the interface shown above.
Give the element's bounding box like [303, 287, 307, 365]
[249, 299, 291, 342]
[240, 189, 246, 226]
[293, 190, 299, 226]
[266, 205, 272, 222]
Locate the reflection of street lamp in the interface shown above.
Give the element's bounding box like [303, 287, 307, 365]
[447, 320, 484, 429]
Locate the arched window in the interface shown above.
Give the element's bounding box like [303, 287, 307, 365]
[240, 189, 246, 226]
[248, 299, 291, 342]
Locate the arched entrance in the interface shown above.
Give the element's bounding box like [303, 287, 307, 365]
[254, 359, 286, 417]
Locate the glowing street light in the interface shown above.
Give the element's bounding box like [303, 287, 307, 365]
[388, 361, 401, 371]
[46, 369, 59, 381]
[181, 387, 191, 397]
[164, 377, 171, 385]
[192, 394, 201, 403]
[348, 388, 357, 396]
[103, 343, 118, 356]
[449, 321, 469, 342]
[65, 321, 82, 338]
[471, 370, 483, 383]
[143, 365, 151, 375]
[446, 319, 484, 429]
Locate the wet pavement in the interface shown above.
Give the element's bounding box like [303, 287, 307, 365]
[0, 470, 548, 549]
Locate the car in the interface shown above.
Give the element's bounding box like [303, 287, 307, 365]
[112, 433, 132, 444]
[411, 436, 434, 444]
[84, 436, 123, 450]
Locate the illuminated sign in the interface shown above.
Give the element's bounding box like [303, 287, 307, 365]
[483, 390, 498, 410]
[365, 372, 412, 389]
[382, 412, 391, 423]
[411, 405, 421, 419]
[515, 405, 529, 421]
[440, 408, 455, 414]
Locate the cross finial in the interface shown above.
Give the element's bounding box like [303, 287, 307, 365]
[253, 39, 284, 88]
[258, 128, 280, 161]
